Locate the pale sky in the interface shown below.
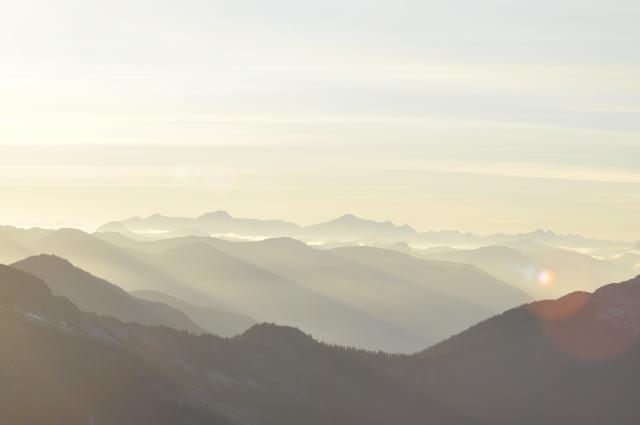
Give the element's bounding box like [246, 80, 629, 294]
[1, 0, 639, 239]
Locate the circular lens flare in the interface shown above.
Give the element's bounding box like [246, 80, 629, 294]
[537, 269, 555, 287]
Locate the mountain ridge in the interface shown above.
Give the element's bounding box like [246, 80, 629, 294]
[11, 254, 206, 334]
[4, 263, 640, 424]
[0, 264, 466, 425]
[95, 211, 638, 251]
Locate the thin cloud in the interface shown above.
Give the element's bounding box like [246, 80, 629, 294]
[409, 161, 640, 185]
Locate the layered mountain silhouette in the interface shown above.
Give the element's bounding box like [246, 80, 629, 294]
[413, 241, 635, 298]
[330, 245, 528, 313]
[0, 265, 463, 425]
[3, 261, 640, 424]
[106, 234, 531, 350]
[131, 290, 256, 337]
[33, 228, 202, 296]
[96, 212, 638, 253]
[609, 251, 640, 275]
[100, 211, 302, 239]
[0, 225, 49, 264]
[403, 274, 640, 425]
[0, 226, 533, 352]
[144, 240, 426, 351]
[11, 255, 204, 334]
[5, 228, 419, 350]
[1, 221, 638, 353]
[303, 214, 416, 241]
[0, 232, 32, 264]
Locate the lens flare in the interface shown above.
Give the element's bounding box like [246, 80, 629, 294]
[537, 269, 555, 287]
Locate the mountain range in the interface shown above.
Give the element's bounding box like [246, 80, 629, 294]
[0, 264, 463, 425]
[96, 211, 638, 253]
[2, 258, 640, 424]
[11, 254, 205, 334]
[0, 225, 538, 352]
[407, 274, 640, 424]
[4, 219, 640, 352]
[406, 241, 637, 298]
[10, 254, 256, 337]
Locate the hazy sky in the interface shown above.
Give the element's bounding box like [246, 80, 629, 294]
[1, 1, 639, 239]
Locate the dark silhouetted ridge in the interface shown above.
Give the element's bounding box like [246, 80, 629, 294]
[0, 263, 465, 425]
[11, 254, 204, 334]
[406, 274, 640, 425]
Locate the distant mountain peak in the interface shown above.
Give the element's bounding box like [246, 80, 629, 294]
[43, 228, 96, 243]
[529, 229, 557, 236]
[51, 227, 87, 236]
[333, 213, 386, 223]
[13, 253, 74, 269]
[198, 210, 231, 219]
[148, 213, 170, 219]
[257, 237, 307, 248]
[388, 241, 413, 253]
[327, 214, 414, 229]
[335, 213, 360, 222]
[302, 214, 418, 242]
[97, 221, 128, 230]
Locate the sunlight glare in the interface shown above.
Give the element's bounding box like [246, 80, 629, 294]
[537, 269, 555, 287]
